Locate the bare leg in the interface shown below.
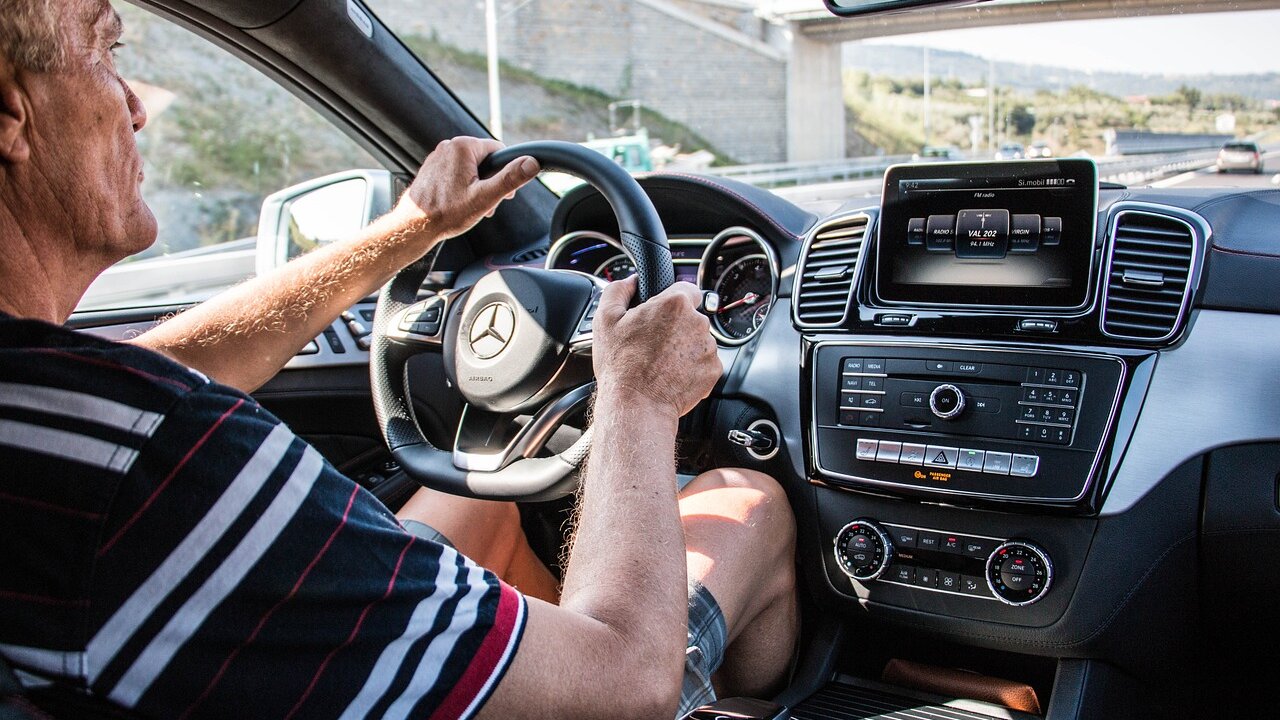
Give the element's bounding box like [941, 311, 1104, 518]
[678, 468, 798, 699]
[397, 486, 561, 603]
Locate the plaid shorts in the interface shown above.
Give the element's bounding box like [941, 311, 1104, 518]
[404, 520, 728, 718]
[678, 580, 729, 717]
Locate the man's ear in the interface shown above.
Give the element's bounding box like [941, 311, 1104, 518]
[0, 66, 31, 165]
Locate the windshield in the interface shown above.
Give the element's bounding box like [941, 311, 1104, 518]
[368, 0, 1280, 213]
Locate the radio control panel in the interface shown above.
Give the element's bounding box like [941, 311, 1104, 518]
[811, 343, 1127, 505]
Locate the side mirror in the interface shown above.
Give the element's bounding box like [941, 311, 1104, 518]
[823, 0, 988, 18]
[255, 169, 394, 276]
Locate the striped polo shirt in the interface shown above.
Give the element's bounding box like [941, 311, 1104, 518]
[0, 313, 525, 719]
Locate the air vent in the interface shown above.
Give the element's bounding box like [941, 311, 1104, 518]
[1100, 210, 1199, 342]
[794, 214, 868, 327]
[511, 246, 548, 264]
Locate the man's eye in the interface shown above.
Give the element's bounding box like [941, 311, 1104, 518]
[109, 42, 125, 57]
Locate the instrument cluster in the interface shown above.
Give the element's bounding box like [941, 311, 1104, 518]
[546, 227, 778, 344]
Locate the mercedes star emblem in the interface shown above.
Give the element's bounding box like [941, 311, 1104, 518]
[468, 302, 516, 359]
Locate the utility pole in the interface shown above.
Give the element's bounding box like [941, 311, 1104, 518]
[987, 58, 995, 153]
[923, 47, 931, 146]
[485, 0, 503, 139]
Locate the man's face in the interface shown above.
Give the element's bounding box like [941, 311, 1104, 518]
[20, 0, 155, 263]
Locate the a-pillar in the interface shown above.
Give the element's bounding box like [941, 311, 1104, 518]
[786, 28, 845, 163]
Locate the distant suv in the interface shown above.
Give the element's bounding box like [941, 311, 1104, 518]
[994, 142, 1025, 160]
[1217, 141, 1264, 173]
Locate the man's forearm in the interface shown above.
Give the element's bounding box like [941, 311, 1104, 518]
[131, 208, 439, 393]
[559, 384, 689, 670]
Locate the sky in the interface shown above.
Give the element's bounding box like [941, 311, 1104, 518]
[860, 9, 1280, 76]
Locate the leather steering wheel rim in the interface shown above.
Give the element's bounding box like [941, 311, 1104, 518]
[370, 140, 674, 500]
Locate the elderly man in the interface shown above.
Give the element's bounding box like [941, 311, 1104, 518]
[0, 1, 797, 718]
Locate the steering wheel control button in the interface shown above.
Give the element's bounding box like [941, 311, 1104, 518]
[1010, 454, 1041, 477]
[957, 449, 985, 472]
[982, 451, 1012, 475]
[855, 439, 879, 461]
[898, 443, 927, 465]
[875, 441, 902, 463]
[924, 445, 959, 469]
[929, 384, 966, 419]
[833, 520, 893, 582]
[987, 541, 1053, 606]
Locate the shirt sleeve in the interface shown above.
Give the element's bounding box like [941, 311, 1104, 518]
[88, 381, 526, 720]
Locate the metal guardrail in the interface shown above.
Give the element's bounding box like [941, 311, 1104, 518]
[712, 147, 1231, 190]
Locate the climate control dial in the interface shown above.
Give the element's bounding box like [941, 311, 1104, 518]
[833, 519, 893, 581]
[986, 541, 1053, 606]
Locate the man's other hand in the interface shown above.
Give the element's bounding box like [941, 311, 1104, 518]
[592, 277, 722, 418]
[391, 137, 540, 241]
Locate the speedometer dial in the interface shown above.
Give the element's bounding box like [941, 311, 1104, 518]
[698, 227, 779, 345]
[714, 255, 774, 340]
[594, 255, 636, 282]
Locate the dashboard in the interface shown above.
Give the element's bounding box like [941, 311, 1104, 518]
[530, 162, 1280, 710]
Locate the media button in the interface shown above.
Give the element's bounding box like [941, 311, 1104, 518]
[855, 439, 879, 461]
[955, 209, 1010, 259]
[864, 358, 888, 374]
[899, 443, 927, 465]
[907, 217, 926, 246]
[925, 214, 956, 252]
[1043, 217, 1063, 245]
[1009, 213, 1041, 253]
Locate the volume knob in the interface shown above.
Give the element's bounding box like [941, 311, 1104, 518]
[929, 384, 966, 420]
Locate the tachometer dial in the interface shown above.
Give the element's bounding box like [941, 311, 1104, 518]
[595, 255, 636, 282]
[713, 255, 774, 341]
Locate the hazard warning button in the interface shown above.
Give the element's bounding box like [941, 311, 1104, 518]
[923, 445, 959, 469]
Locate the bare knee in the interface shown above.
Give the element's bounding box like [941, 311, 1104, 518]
[685, 468, 794, 539]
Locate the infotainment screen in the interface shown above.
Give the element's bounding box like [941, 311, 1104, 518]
[875, 159, 1098, 310]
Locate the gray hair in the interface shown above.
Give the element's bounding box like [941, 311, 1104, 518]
[0, 0, 67, 72]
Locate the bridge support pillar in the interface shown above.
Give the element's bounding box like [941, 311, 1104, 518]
[787, 29, 845, 163]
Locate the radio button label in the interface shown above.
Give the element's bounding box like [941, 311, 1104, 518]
[925, 215, 956, 252]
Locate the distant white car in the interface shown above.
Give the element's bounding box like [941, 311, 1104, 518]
[1217, 141, 1263, 174]
[994, 142, 1025, 160]
[1027, 141, 1053, 158]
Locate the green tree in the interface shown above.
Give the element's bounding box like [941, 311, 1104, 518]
[1008, 105, 1036, 136]
[1175, 84, 1202, 113]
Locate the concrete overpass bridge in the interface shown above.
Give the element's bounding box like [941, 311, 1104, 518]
[758, 0, 1275, 161]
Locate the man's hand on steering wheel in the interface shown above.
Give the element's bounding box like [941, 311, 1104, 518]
[391, 137, 540, 242]
[593, 277, 722, 419]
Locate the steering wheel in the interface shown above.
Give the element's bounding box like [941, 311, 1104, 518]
[370, 141, 675, 501]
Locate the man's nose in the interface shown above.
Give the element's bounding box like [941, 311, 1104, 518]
[123, 79, 147, 132]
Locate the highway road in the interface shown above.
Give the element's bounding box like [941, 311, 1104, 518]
[1152, 152, 1280, 189]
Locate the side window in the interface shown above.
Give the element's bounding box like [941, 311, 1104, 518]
[77, 6, 380, 312]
